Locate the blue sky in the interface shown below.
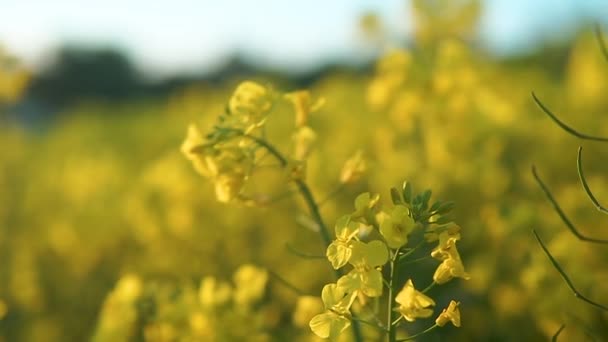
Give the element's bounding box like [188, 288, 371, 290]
[0, 0, 607, 77]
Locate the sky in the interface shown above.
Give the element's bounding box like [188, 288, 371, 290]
[0, 0, 607, 77]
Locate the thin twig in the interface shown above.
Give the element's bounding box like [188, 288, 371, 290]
[268, 270, 307, 296]
[285, 242, 326, 259]
[399, 255, 432, 265]
[531, 92, 608, 142]
[351, 317, 389, 333]
[421, 281, 436, 294]
[551, 324, 566, 342]
[532, 230, 608, 311]
[396, 324, 439, 341]
[531, 165, 608, 244]
[577, 147, 608, 215]
[318, 183, 346, 207]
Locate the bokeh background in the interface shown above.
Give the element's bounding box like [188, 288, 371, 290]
[1, 0, 608, 341]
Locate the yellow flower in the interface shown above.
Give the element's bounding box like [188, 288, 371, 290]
[436, 300, 461, 327]
[395, 279, 436, 322]
[339, 150, 367, 184]
[380, 205, 416, 249]
[214, 172, 245, 203]
[432, 239, 470, 284]
[309, 283, 355, 340]
[199, 276, 232, 309]
[232, 264, 268, 307]
[337, 240, 388, 297]
[326, 216, 361, 269]
[181, 124, 212, 177]
[292, 126, 317, 160]
[366, 49, 412, 110]
[293, 296, 324, 328]
[430, 230, 461, 260]
[351, 192, 380, 224]
[284, 90, 325, 127]
[182, 130, 251, 203]
[228, 81, 273, 126]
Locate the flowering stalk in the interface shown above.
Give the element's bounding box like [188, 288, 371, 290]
[182, 82, 467, 342]
[387, 248, 400, 342]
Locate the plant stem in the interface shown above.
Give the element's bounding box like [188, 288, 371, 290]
[396, 324, 439, 341]
[422, 282, 436, 294]
[351, 317, 389, 333]
[387, 248, 401, 342]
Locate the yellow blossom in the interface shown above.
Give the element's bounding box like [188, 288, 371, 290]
[233, 264, 268, 307]
[326, 216, 361, 269]
[181, 124, 213, 177]
[293, 296, 324, 328]
[339, 150, 367, 184]
[366, 49, 412, 110]
[380, 205, 416, 249]
[199, 276, 232, 309]
[436, 300, 461, 327]
[228, 81, 273, 126]
[432, 239, 470, 284]
[351, 192, 380, 223]
[309, 283, 355, 340]
[395, 279, 436, 322]
[430, 230, 461, 260]
[337, 240, 388, 298]
[284, 90, 325, 127]
[214, 172, 245, 203]
[181, 127, 250, 203]
[292, 126, 317, 160]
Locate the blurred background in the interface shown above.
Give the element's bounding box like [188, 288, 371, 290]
[1, 0, 608, 341]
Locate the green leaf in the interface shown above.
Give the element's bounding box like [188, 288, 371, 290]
[434, 215, 453, 225]
[402, 181, 413, 204]
[390, 187, 403, 205]
[434, 201, 455, 215]
[420, 189, 432, 211]
[429, 200, 442, 213]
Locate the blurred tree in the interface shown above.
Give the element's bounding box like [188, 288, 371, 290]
[29, 45, 140, 107]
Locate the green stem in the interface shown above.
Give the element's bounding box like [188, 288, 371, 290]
[294, 179, 332, 247]
[285, 242, 326, 259]
[387, 248, 401, 342]
[397, 240, 425, 265]
[396, 324, 439, 341]
[422, 282, 436, 294]
[319, 183, 347, 206]
[268, 269, 306, 295]
[351, 317, 389, 333]
[228, 129, 333, 247]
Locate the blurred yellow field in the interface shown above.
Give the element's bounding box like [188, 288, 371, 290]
[1, 2, 608, 341]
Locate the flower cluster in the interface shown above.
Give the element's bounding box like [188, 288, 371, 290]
[310, 182, 468, 340]
[92, 265, 272, 341]
[181, 81, 325, 203]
